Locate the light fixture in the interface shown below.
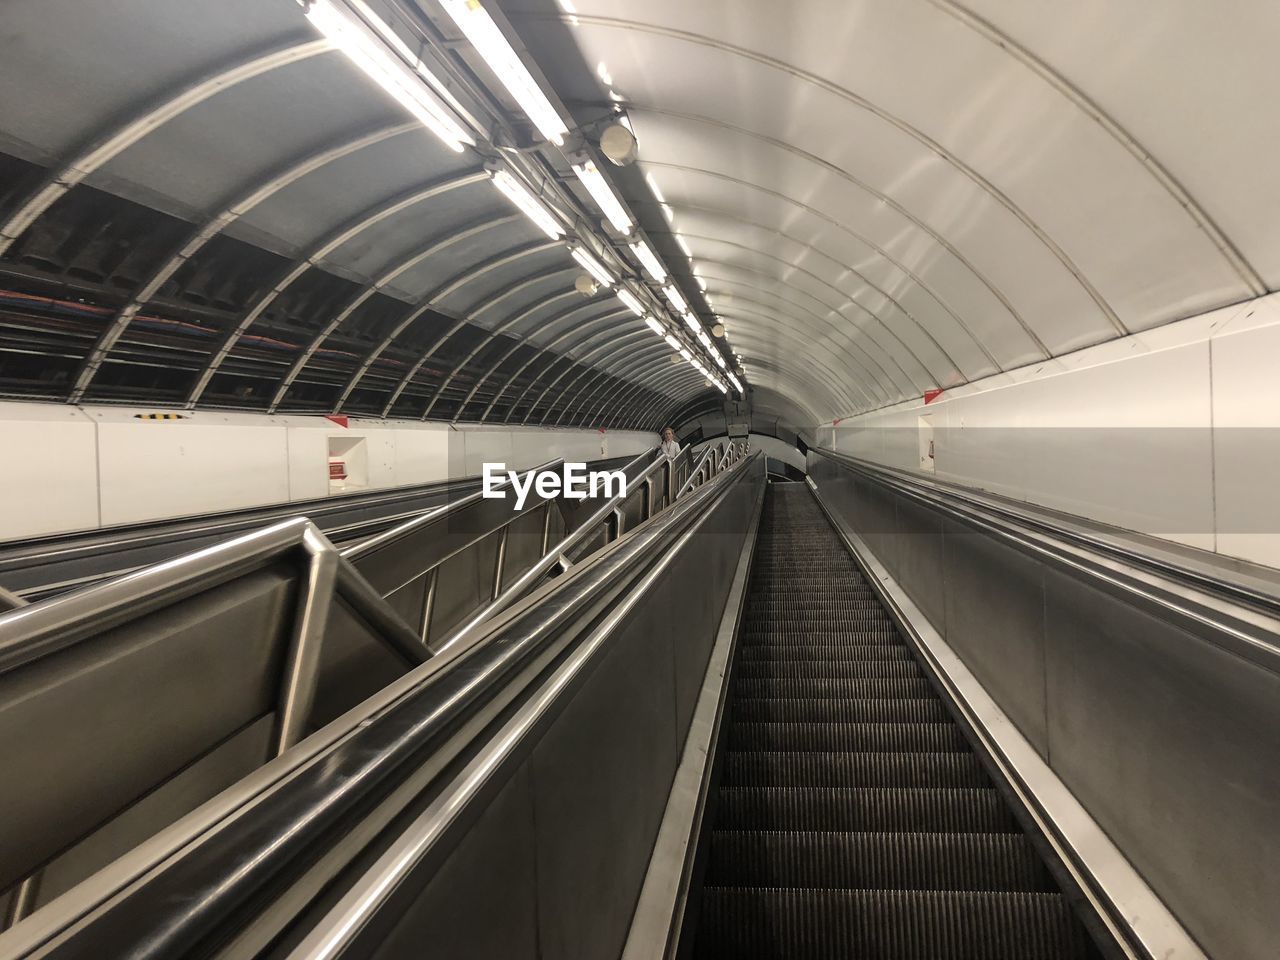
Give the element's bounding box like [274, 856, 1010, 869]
[681, 311, 700, 335]
[711, 322, 725, 338]
[696, 329, 712, 350]
[695, 275, 707, 292]
[599, 121, 638, 166]
[629, 240, 667, 283]
[437, 0, 569, 144]
[571, 158, 633, 235]
[662, 284, 687, 313]
[302, 0, 472, 152]
[680, 347, 693, 362]
[644, 315, 664, 336]
[665, 334, 683, 352]
[616, 287, 644, 316]
[713, 379, 728, 394]
[573, 275, 597, 296]
[569, 243, 613, 287]
[488, 167, 564, 238]
[676, 235, 692, 258]
[729, 373, 743, 392]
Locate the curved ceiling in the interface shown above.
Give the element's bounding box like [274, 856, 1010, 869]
[508, 0, 1280, 426]
[0, 0, 1276, 432]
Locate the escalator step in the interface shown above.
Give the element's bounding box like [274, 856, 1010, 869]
[745, 601, 888, 616]
[735, 658, 922, 678]
[720, 752, 990, 789]
[734, 677, 934, 699]
[728, 721, 969, 753]
[694, 887, 1095, 960]
[731, 697, 948, 723]
[715, 787, 1019, 833]
[706, 831, 1053, 891]
[738, 643, 914, 662]
[740, 628, 903, 645]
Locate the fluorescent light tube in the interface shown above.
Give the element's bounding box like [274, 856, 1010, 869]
[680, 348, 692, 362]
[489, 168, 564, 238]
[662, 284, 687, 313]
[676, 235, 692, 258]
[696, 329, 712, 350]
[569, 244, 613, 287]
[304, 0, 472, 152]
[713, 351, 727, 369]
[571, 159, 633, 235]
[629, 240, 667, 283]
[665, 334, 682, 352]
[616, 287, 644, 316]
[438, 0, 569, 144]
[714, 379, 728, 394]
[681, 311, 700, 334]
[644, 315, 664, 336]
[729, 374, 743, 392]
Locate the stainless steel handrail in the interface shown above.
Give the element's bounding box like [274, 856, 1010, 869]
[0, 453, 762, 960]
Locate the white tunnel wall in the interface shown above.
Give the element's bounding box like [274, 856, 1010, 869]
[821, 292, 1280, 569]
[0, 403, 655, 540]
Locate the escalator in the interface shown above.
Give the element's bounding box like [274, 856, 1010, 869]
[689, 483, 1101, 959]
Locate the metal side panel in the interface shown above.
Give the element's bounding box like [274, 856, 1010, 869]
[1043, 567, 1280, 960]
[941, 517, 1050, 758]
[891, 493, 947, 629]
[364, 768, 540, 960]
[0, 568, 295, 890]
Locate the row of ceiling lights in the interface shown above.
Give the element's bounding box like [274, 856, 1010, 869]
[298, 0, 743, 398]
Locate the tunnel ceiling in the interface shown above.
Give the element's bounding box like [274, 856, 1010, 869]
[0, 1, 1277, 432]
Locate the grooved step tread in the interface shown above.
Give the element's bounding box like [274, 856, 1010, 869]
[735, 658, 923, 678]
[727, 721, 970, 754]
[715, 786, 1019, 833]
[721, 751, 990, 789]
[731, 697, 948, 724]
[694, 887, 1096, 960]
[706, 831, 1053, 892]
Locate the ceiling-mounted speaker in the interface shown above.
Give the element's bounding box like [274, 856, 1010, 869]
[711, 323, 725, 338]
[670, 355, 681, 364]
[574, 275, 598, 296]
[599, 122, 638, 166]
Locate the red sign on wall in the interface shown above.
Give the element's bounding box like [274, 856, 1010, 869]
[329, 461, 347, 480]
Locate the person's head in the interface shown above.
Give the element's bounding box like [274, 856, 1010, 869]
[662, 427, 675, 442]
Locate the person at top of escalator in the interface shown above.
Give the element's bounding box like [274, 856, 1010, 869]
[659, 427, 680, 458]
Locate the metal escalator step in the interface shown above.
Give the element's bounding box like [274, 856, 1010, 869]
[714, 787, 1019, 833]
[728, 721, 969, 753]
[734, 677, 935, 699]
[720, 752, 989, 789]
[694, 887, 1096, 960]
[738, 643, 914, 662]
[746, 600, 886, 615]
[735, 658, 922, 678]
[739, 629, 904, 646]
[731, 697, 948, 724]
[706, 831, 1053, 892]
